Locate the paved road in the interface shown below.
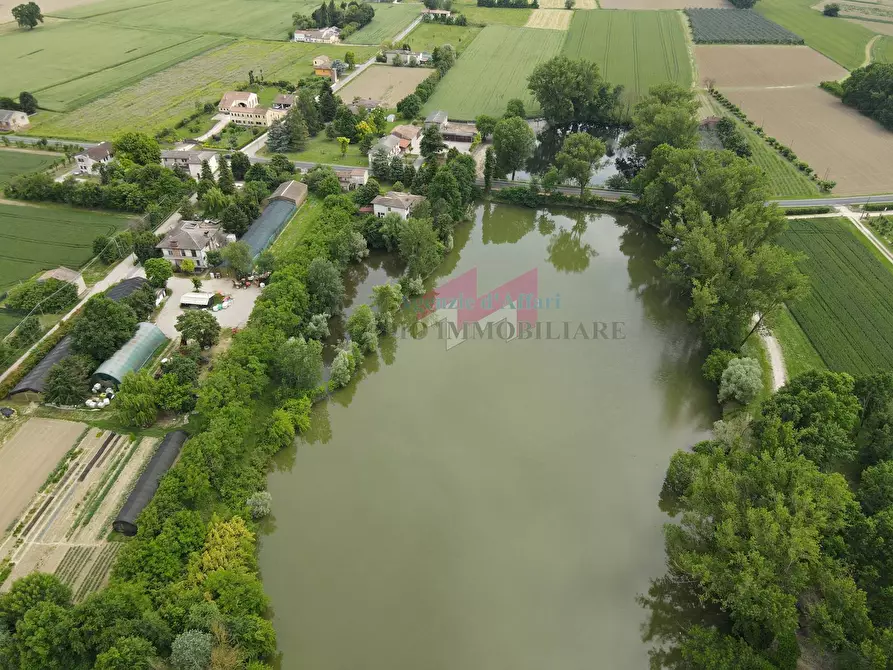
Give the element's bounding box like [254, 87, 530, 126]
[196, 114, 231, 142]
[773, 195, 893, 207]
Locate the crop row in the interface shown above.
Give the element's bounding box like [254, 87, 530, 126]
[74, 544, 120, 602]
[780, 218, 893, 375]
[686, 9, 803, 44]
[55, 546, 96, 586]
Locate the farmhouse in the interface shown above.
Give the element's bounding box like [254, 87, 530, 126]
[422, 8, 451, 16]
[271, 93, 296, 121]
[347, 97, 381, 114]
[38, 266, 86, 296]
[74, 142, 113, 174]
[156, 220, 227, 270]
[92, 322, 168, 387]
[335, 168, 369, 191]
[0, 109, 29, 131]
[313, 55, 339, 82]
[229, 106, 273, 127]
[372, 191, 425, 219]
[161, 150, 219, 179]
[370, 135, 401, 164]
[218, 91, 259, 113]
[295, 26, 340, 43]
[391, 124, 422, 152]
[383, 49, 431, 65]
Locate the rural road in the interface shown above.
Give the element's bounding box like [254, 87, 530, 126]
[196, 114, 231, 142]
[839, 206, 893, 265]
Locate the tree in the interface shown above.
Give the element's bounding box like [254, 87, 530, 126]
[297, 88, 323, 135]
[229, 151, 251, 180]
[475, 114, 497, 139]
[824, 3, 840, 15]
[306, 257, 345, 315]
[527, 56, 622, 127]
[319, 82, 338, 122]
[132, 230, 159, 265]
[94, 636, 157, 670]
[143, 257, 173, 289]
[555, 132, 605, 196]
[113, 132, 161, 166]
[12, 2, 43, 29]
[71, 295, 137, 361]
[398, 217, 444, 279]
[504, 98, 525, 119]
[717, 357, 763, 404]
[0, 573, 71, 628]
[484, 146, 494, 192]
[266, 120, 291, 153]
[170, 630, 213, 670]
[246, 491, 272, 519]
[420, 125, 446, 159]
[285, 107, 309, 151]
[329, 345, 358, 389]
[354, 177, 380, 206]
[346, 304, 378, 354]
[44, 355, 92, 405]
[176, 310, 221, 348]
[15, 601, 74, 669]
[116, 371, 158, 428]
[217, 158, 235, 194]
[275, 337, 323, 395]
[18, 91, 38, 115]
[11, 314, 40, 349]
[622, 83, 700, 160]
[396, 93, 422, 119]
[337, 136, 350, 157]
[180, 258, 195, 274]
[221, 241, 253, 277]
[255, 249, 276, 274]
[220, 203, 250, 235]
[859, 461, 893, 515]
[345, 51, 356, 69]
[332, 106, 358, 141]
[431, 44, 456, 74]
[493, 116, 535, 180]
[371, 282, 402, 333]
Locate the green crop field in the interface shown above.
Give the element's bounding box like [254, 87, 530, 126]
[455, 5, 532, 26]
[740, 121, 819, 198]
[0, 151, 57, 186]
[0, 204, 132, 291]
[874, 35, 893, 63]
[779, 218, 893, 375]
[349, 2, 423, 44]
[57, 0, 320, 40]
[562, 10, 692, 111]
[31, 41, 376, 140]
[404, 23, 483, 54]
[756, 0, 875, 69]
[422, 25, 565, 119]
[0, 20, 226, 112]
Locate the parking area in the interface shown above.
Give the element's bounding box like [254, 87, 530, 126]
[155, 275, 261, 339]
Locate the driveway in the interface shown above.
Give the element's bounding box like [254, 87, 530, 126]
[196, 114, 231, 142]
[154, 276, 261, 340]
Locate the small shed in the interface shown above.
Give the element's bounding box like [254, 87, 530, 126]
[113, 430, 188, 536]
[92, 322, 167, 387]
[179, 292, 214, 308]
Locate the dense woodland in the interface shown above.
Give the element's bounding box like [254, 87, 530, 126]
[840, 63, 893, 131]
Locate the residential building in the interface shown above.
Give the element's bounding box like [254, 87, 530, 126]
[38, 266, 86, 296]
[346, 97, 381, 114]
[372, 191, 425, 220]
[160, 150, 219, 179]
[424, 110, 448, 128]
[312, 55, 339, 82]
[228, 106, 273, 127]
[391, 124, 422, 153]
[74, 141, 113, 174]
[295, 26, 340, 43]
[218, 91, 259, 113]
[422, 8, 451, 16]
[423, 110, 476, 144]
[0, 109, 29, 131]
[383, 49, 431, 65]
[264, 180, 308, 208]
[269, 94, 294, 122]
[156, 220, 227, 270]
[335, 168, 369, 191]
[369, 135, 401, 165]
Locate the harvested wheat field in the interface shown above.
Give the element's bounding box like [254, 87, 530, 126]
[539, 0, 597, 8]
[847, 18, 893, 36]
[338, 65, 432, 107]
[526, 9, 572, 29]
[724, 86, 893, 194]
[695, 45, 848, 88]
[0, 418, 85, 534]
[600, 0, 727, 8]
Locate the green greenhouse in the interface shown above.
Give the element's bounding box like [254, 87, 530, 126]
[92, 322, 167, 387]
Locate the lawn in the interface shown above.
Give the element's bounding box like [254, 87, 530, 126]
[755, 0, 876, 68]
[778, 217, 893, 375]
[349, 2, 423, 44]
[30, 41, 375, 141]
[261, 133, 370, 168]
[562, 10, 693, 111]
[403, 22, 483, 53]
[271, 197, 323, 257]
[422, 25, 565, 119]
[0, 203, 133, 291]
[0, 19, 226, 112]
[0, 151, 59, 186]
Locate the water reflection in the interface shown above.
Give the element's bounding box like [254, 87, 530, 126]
[545, 213, 598, 274]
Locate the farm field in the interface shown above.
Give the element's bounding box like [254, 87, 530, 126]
[779, 217, 893, 375]
[562, 10, 693, 110]
[0, 20, 224, 112]
[539, 0, 596, 6]
[755, 0, 876, 68]
[770, 305, 827, 379]
[1, 0, 102, 20]
[686, 8, 803, 43]
[874, 34, 893, 60]
[348, 2, 423, 44]
[851, 19, 893, 37]
[0, 419, 85, 534]
[57, 0, 318, 39]
[422, 25, 565, 119]
[337, 65, 431, 108]
[694, 45, 847, 87]
[724, 86, 893, 194]
[525, 9, 572, 30]
[740, 120, 820, 197]
[453, 5, 533, 26]
[0, 203, 132, 290]
[601, 0, 726, 7]
[30, 41, 375, 140]
[404, 23, 483, 53]
[0, 151, 58, 186]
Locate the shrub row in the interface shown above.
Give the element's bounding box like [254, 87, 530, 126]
[783, 205, 833, 215]
[0, 316, 75, 396]
[861, 202, 893, 211]
[820, 80, 844, 98]
[489, 184, 638, 212]
[709, 89, 835, 192]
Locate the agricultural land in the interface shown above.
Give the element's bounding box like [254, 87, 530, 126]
[403, 22, 483, 53]
[449, 2, 533, 27]
[562, 10, 693, 109]
[694, 45, 848, 87]
[422, 25, 565, 119]
[525, 9, 572, 30]
[337, 65, 431, 108]
[779, 217, 893, 375]
[347, 1, 422, 43]
[0, 203, 132, 290]
[686, 8, 803, 43]
[0, 150, 57, 186]
[601, 0, 726, 7]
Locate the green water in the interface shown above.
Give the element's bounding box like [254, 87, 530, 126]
[260, 203, 717, 669]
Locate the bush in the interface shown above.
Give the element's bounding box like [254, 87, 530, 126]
[702, 348, 737, 383]
[783, 205, 833, 215]
[246, 492, 272, 519]
[823, 2, 840, 15]
[170, 630, 213, 670]
[820, 80, 844, 97]
[6, 278, 79, 313]
[718, 357, 763, 404]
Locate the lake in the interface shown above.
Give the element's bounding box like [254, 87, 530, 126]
[259, 202, 717, 669]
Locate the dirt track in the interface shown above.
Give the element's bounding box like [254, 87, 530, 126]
[696, 45, 848, 88]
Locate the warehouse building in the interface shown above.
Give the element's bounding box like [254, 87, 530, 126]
[92, 322, 167, 387]
[241, 180, 307, 259]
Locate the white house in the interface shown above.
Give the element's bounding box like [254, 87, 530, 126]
[156, 220, 227, 270]
[294, 26, 340, 43]
[74, 142, 113, 174]
[218, 91, 259, 114]
[372, 191, 425, 220]
[335, 168, 369, 191]
[161, 150, 219, 179]
[368, 135, 401, 165]
[228, 107, 273, 127]
[0, 109, 29, 131]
